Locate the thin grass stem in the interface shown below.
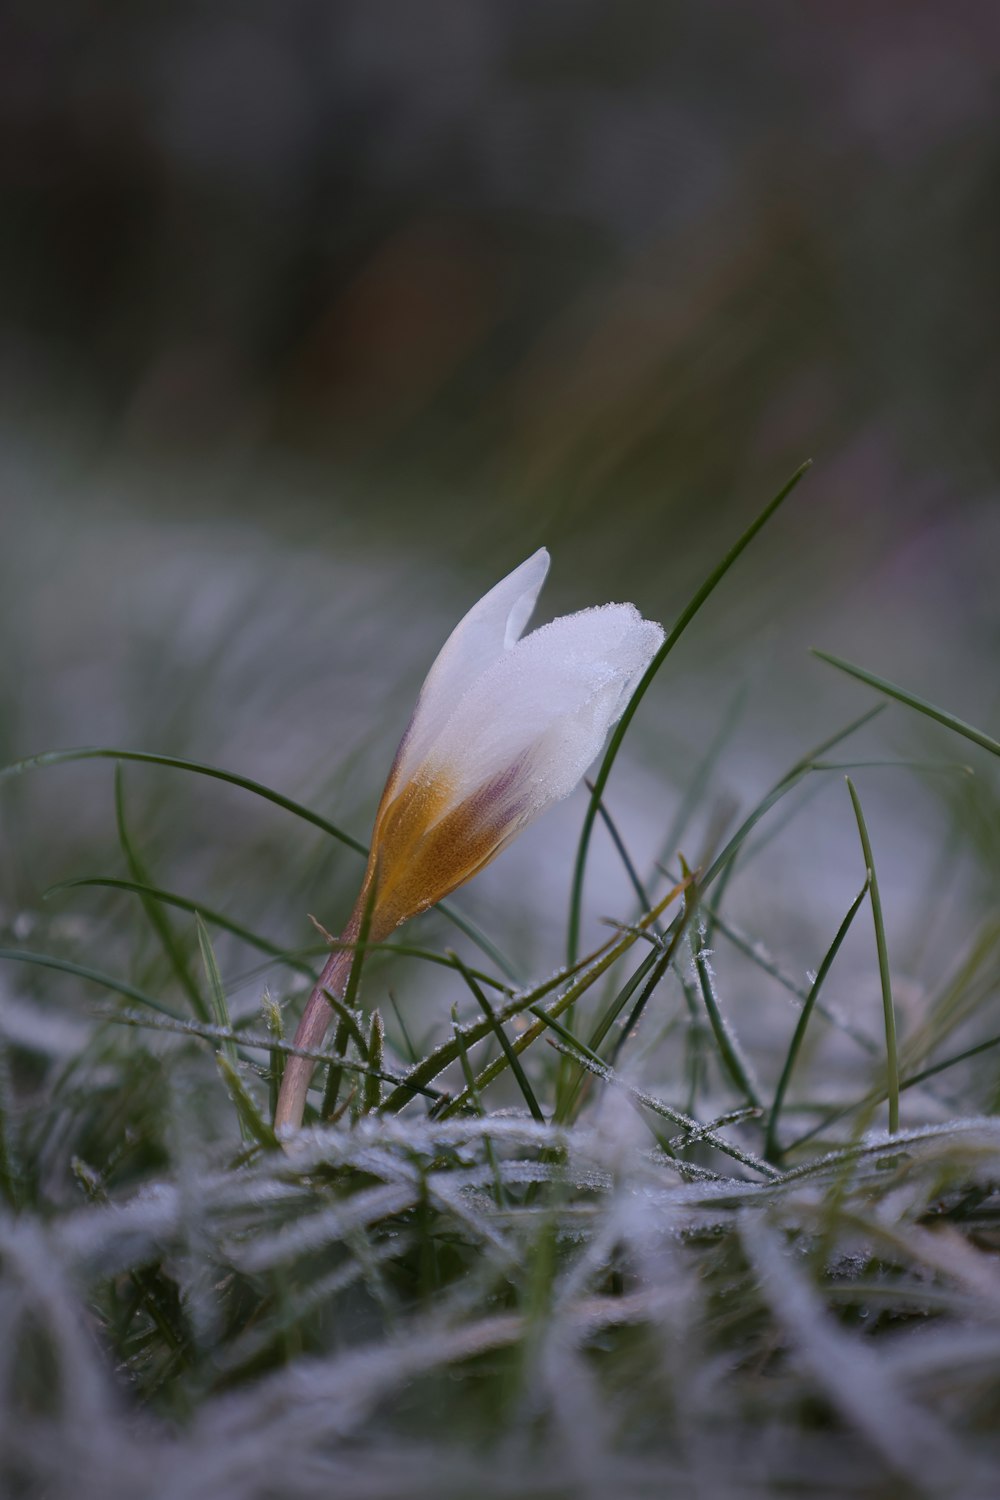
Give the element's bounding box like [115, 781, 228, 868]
[846, 778, 899, 1134]
[765, 879, 870, 1162]
[567, 460, 811, 963]
[812, 651, 1000, 758]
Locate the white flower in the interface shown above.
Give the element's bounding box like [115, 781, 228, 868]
[275, 548, 663, 1132]
[360, 547, 664, 935]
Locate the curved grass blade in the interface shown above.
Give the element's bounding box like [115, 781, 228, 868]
[48, 876, 319, 980]
[812, 651, 1000, 758]
[846, 777, 899, 1134]
[811, 758, 974, 775]
[435, 905, 521, 985]
[567, 459, 811, 963]
[765, 878, 870, 1162]
[0, 744, 519, 981]
[0, 744, 367, 847]
[50, 879, 513, 1001]
[0, 947, 183, 1019]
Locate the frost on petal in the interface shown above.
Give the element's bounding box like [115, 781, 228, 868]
[423, 603, 664, 819]
[388, 549, 550, 793]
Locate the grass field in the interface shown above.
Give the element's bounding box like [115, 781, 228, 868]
[3, 472, 1000, 1500]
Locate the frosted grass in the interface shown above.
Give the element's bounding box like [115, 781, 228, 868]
[3, 474, 1000, 1498]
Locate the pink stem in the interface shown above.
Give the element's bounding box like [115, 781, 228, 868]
[273, 941, 357, 1134]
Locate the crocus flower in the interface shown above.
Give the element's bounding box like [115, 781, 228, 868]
[274, 548, 663, 1132]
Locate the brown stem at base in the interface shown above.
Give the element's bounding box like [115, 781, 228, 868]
[273, 940, 357, 1135]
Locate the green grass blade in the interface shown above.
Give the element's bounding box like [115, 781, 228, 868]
[812, 651, 1000, 758]
[449, 946, 662, 1124]
[216, 1053, 279, 1150]
[48, 876, 319, 980]
[449, 951, 545, 1123]
[765, 878, 870, 1162]
[198, 915, 274, 1151]
[319, 1016, 354, 1123]
[363, 1011, 384, 1114]
[558, 941, 675, 1122]
[811, 759, 974, 775]
[607, 942, 682, 1068]
[115, 767, 210, 1022]
[697, 706, 885, 894]
[846, 778, 899, 1134]
[52, 879, 512, 999]
[410, 880, 688, 1118]
[449, 1013, 507, 1205]
[567, 459, 811, 963]
[699, 898, 878, 1058]
[691, 912, 761, 1108]
[0, 744, 519, 981]
[783, 1018, 1000, 1158]
[902, 1032, 1000, 1089]
[312, 986, 368, 1058]
[195, 915, 239, 1069]
[586, 945, 663, 1056]
[435, 906, 522, 985]
[587, 779, 652, 913]
[262, 989, 285, 1120]
[0, 744, 367, 847]
[0, 947, 183, 1018]
[387, 991, 418, 1064]
[378, 936, 623, 1113]
[308, 931, 511, 993]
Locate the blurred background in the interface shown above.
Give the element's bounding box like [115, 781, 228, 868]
[2, 1, 999, 1087]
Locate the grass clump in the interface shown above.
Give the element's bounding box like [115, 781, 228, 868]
[2, 473, 1000, 1499]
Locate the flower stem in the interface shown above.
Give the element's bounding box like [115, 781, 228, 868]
[273, 939, 357, 1134]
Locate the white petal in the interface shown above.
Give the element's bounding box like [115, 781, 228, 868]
[421, 602, 664, 823]
[391, 548, 550, 788]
